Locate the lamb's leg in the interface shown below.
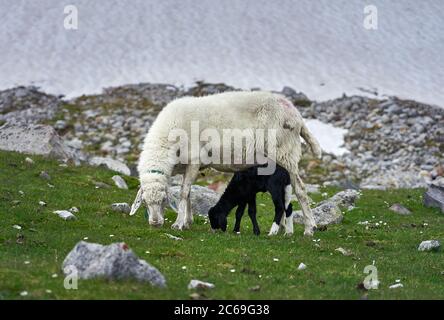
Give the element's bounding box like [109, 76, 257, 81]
[291, 173, 316, 236]
[268, 191, 285, 236]
[172, 164, 200, 230]
[233, 202, 247, 233]
[247, 196, 260, 235]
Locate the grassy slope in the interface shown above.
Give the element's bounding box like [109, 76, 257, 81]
[0, 150, 442, 300]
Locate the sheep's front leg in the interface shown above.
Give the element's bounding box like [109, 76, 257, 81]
[172, 164, 200, 230]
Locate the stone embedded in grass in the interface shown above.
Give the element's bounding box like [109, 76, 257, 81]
[423, 184, 444, 213]
[389, 283, 404, 289]
[112, 175, 128, 189]
[39, 171, 51, 180]
[62, 241, 166, 287]
[418, 240, 441, 252]
[335, 247, 352, 256]
[111, 202, 131, 214]
[53, 210, 77, 220]
[25, 157, 34, 165]
[389, 203, 412, 215]
[187, 279, 215, 290]
[39, 201, 47, 206]
[164, 233, 183, 241]
[13, 224, 22, 230]
[297, 263, 307, 270]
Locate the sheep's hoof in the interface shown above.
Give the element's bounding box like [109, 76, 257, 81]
[171, 222, 186, 230]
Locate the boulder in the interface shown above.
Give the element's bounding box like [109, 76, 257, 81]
[0, 123, 71, 159]
[112, 175, 128, 189]
[389, 203, 412, 215]
[418, 240, 441, 252]
[111, 203, 131, 214]
[293, 189, 360, 226]
[62, 241, 166, 287]
[167, 185, 221, 216]
[293, 201, 343, 226]
[89, 156, 131, 176]
[423, 184, 444, 213]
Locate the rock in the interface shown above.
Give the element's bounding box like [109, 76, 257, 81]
[39, 201, 47, 206]
[328, 189, 361, 208]
[389, 283, 404, 289]
[187, 280, 215, 290]
[54, 120, 67, 130]
[69, 207, 79, 213]
[39, 171, 51, 180]
[389, 203, 412, 215]
[418, 240, 441, 252]
[164, 233, 183, 241]
[111, 203, 131, 214]
[335, 247, 352, 256]
[112, 175, 128, 189]
[53, 210, 76, 220]
[294, 189, 360, 226]
[297, 263, 307, 270]
[294, 201, 343, 227]
[423, 184, 444, 213]
[62, 241, 166, 287]
[0, 124, 71, 160]
[25, 157, 34, 165]
[167, 185, 221, 216]
[89, 156, 131, 176]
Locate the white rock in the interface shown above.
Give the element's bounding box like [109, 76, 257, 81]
[187, 279, 215, 290]
[25, 157, 34, 165]
[418, 240, 441, 252]
[13, 225, 22, 230]
[389, 283, 404, 289]
[20, 291, 28, 297]
[53, 210, 77, 220]
[164, 233, 183, 241]
[335, 247, 352, 256]
[39, 201, 47, 206]
[0, 124, 71, 160]
[297, 263, 307, 270]
[89, 156, 131, 176]
[112, 175, 128, 189]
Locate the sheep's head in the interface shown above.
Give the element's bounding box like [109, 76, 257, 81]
[141, 174, 168, 227]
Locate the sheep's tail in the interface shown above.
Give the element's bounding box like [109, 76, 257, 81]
[300, 122, 322, 159]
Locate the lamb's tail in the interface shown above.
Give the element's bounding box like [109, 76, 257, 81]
[300, 122, 322, 159]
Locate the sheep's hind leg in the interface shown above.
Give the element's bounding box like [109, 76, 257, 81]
[172, 164, 200, 230]
[291, 173, 316, 236]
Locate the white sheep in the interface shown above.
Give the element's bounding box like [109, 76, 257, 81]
[133, 91, 321, 236]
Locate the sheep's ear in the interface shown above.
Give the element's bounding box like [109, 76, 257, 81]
[129, 187, 144, 216]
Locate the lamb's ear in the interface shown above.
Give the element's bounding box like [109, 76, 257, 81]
[130, 187, 144, 216]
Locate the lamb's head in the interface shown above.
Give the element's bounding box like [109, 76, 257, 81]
[208, 205, 228, 232]
[141, 174, 168, 227]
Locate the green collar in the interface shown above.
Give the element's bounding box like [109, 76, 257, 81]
[147, 169, 166, 176]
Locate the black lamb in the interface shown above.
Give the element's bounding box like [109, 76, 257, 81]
[208, 164, 294, 236]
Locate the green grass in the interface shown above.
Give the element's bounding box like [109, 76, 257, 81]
[0, 150, 443, 300]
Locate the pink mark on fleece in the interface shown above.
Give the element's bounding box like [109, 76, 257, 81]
[279, 97, 293, 110]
